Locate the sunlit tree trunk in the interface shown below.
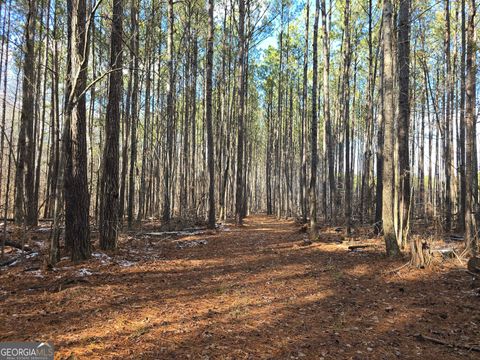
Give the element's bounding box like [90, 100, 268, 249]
[464, 0, 477, 255]
[206, 0, 215, 228]
[309, 0, 319, 240]
[382, 0, 400, 256]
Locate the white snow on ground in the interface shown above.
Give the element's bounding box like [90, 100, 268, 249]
[29, 270, 45, 278]
[176, 239, 208, 249]
[76, 268, 93, 277]
[92, 252, 112, 264]
[145, 230, 204, 236]
[118, 260, 136, 267]
[218, 224, 231, 232]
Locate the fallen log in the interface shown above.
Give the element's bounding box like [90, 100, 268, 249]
[449, 234, 464, 242]
[0, 256, 20, 267]
[348, 244, 374, 251]
[144, 228, 206, 237]
[4, 239, 32, 252]
[0, 250, 34, 267]
[432, 248, 455, 259]
[415, 334, 480, 352]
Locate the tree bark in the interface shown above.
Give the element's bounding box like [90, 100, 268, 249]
[206, 0, 215, 229]
[127, 0, 139, 228]
[321, 0, 334, 222]
[396, 0, 411, 248]
[163, 0, 175, 221]
[458, 0, 467, 231]
[100, 0, 123, 250]
[300, 2, 309, 223]
[465, 0, 477, 255]
[15, 0, 37, 225]
[309, 0, 319, 240]
[64, 0, 91, 261]
[343, 0, 351, 235]
[382, 0, 400, 256]
[235, 0, 246, 225]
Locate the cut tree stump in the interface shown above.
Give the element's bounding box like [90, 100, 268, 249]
[410, 236, 431, 268]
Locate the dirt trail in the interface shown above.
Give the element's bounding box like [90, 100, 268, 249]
[0, 215, 479, 359]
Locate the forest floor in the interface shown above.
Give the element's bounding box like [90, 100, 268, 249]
[0, 215, 479, 359]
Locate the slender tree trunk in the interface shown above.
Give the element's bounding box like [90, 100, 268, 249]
[163, 0, 175, 221]
[24, 0, 38, 226]
[300, 2, 309, 223]
[119, 1, 133, 223]
[321, 0, 334, 222]
[0, 2, 12, 258]
[34, 0, 51, 222]
[309, 0, 319, 240]
[235, 0, 246, 225]
[444, 0, 452, 232]
[206, 0, 215, 228]
[382, 0, 400, 256]
[465, 0, 477, 255]
[64, 0, 91, 261]
[375, 52, 385, 235]
[458, 0, 467, 231]
[343, 0, 351, 235]
[15, 0, 37, 224]
[127, 0, 139, 228]
[100, 0, 123, 250]
[397, 0, 411, 248]
[361, 0, 374, 223]
[138, 54, 151, 221]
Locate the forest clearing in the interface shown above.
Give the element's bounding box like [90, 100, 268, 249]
[2, 0, 480, 358]
[1, 215, 479, 359]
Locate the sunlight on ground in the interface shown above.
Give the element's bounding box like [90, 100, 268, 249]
[1, 215, 478, 359]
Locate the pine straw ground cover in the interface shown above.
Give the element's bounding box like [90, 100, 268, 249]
[0, 215, 479, 359]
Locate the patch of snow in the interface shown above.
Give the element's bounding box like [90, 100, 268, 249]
[8, 260, 19, 267]
[25, 252, 39, 259]
[92, 252, 110, 259]
[145, 229, 205, 237]
[92, 252, 112, 264]
[219, 224, 231, 232]
[118, 260, 136, 267]
[176, 239, 208, 249]
[76, 268, 93, 277]
[30, 270, 45, 278]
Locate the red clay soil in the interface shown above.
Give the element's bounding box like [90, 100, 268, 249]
[0, 215, 479, 359]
